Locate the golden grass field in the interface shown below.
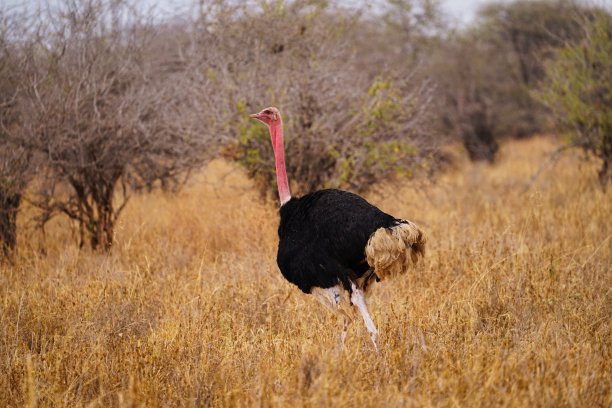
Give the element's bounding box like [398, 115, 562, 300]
[1, 136, 610, 407]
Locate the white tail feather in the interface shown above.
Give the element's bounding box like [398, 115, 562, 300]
[365, 221, 426, 280]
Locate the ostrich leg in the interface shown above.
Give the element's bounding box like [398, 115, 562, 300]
[340, 316, 351, 350]
[311, 285, 354, 349]
[350, 282, 378, 351]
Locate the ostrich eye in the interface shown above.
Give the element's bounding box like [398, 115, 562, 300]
[263, 109, 272, 115]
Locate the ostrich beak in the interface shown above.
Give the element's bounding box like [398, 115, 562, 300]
[249, 113, 261, 120]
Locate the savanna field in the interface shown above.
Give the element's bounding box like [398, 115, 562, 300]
[0, 136, 609, 407]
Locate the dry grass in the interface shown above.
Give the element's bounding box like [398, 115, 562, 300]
[1, 136, 610, 407]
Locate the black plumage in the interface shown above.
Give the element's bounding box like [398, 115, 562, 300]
[277, 189, 400, 294]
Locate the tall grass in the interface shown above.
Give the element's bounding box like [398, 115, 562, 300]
[1, 137, 609, 406]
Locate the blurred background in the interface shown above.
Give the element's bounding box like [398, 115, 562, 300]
[0, 0, 610, 252]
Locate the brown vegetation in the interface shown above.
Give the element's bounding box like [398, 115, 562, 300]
[1, 0, 610, 256]
[1, 136, 609, 406]
[1, 0, 441, 254]
[0, 0, 610, 403]
[19, 0, 218, 251]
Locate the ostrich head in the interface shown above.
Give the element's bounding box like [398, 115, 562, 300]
[249, 107, 281, 125]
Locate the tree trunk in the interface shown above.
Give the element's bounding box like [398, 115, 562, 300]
[462, 110, 499, 163]
[87, 182, 116, 252]
[0, 191, 21, 258]
[90, 204, 114, 252]
[599, 134, 611, 189]
[599, 154, 610, 190]
[70, 175, 120, 252]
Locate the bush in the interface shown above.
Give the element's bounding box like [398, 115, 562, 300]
[230, 77, 435, 197]
[16, 0, 217, 250]
[536, 14, 612, 186]
[210, 2, 438, 198]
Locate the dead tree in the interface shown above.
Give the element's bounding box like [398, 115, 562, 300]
[20, 0, 215, 251]
[0, 11, 36, 259]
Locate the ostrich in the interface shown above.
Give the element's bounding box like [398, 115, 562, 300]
[250, 107, 426, 350]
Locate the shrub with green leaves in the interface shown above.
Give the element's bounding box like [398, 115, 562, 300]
[227, 75, 435, 199]
[208, 1, 437, 199]
[537, 14, 612, 186]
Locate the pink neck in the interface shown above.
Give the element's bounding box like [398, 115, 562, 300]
[269, 121, 291, 205]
